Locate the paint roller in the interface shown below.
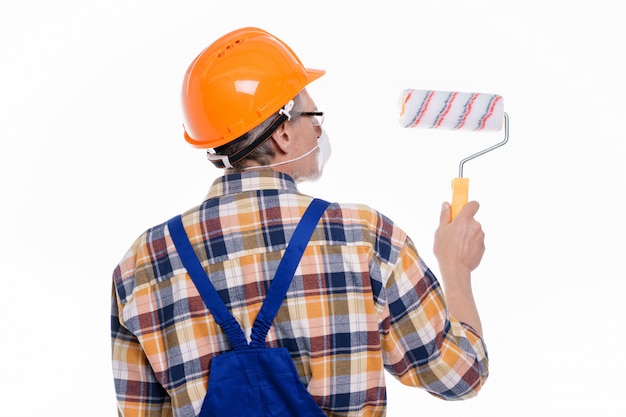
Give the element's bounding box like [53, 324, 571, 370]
[399, 89, 509, 219]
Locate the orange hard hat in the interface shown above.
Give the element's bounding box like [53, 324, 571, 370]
[181, 27, 325, 149]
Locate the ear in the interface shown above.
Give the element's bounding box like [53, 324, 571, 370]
[269, 122, 293, 155]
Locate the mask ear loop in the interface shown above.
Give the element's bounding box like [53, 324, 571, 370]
[240, 141, 320, 170]
[241, 128, 329, 172]
[207, 101, 295, 169]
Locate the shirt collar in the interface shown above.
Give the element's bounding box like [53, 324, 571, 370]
[206, 169, 299, 200]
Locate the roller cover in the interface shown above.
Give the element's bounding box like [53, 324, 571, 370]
[400, 89, 504, 131]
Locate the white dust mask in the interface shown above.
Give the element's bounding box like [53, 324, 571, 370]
[316, 130, 332, 172]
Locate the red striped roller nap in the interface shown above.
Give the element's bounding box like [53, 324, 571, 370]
[399, 89, 504, 132]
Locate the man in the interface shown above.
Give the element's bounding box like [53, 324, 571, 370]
[111, 27, 489, 416]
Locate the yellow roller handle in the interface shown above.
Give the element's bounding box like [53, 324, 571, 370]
[451, 177, 469, 220]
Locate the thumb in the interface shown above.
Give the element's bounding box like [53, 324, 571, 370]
[439, 202, 451, 226]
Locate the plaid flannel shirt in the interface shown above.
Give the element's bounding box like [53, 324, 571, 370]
[111, 170, 488, 417]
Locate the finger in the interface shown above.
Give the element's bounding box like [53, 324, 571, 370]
[440, 202, 451, 226]
[460, 201, 480, 218]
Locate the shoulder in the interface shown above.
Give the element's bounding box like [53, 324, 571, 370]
[326, 201, 404, 234]
[112, 219, 173, 305]
[323, 201, 409, 258]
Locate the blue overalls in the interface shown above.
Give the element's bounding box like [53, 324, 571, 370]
[168, 198, 330, 417]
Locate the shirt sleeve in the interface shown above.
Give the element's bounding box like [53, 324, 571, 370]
[111, 263, 172, 416]
[379, 236, 489, 400]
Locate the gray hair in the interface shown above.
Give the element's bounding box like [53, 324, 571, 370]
[217, 92, 307, 170]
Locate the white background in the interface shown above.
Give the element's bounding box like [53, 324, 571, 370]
[1, 0, 624, 415]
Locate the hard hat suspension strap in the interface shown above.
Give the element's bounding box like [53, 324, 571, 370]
[207, 101, 295, 169]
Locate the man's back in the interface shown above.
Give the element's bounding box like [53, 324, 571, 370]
[111, 170, 488, 416]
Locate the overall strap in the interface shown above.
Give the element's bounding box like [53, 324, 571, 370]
[249, 198, 330, 347]
[168, 213, 248, 349]
[167, 198, 330, 350]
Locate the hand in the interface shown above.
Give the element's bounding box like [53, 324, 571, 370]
[434, 201, 485, 278]
[433, 201, 486, 336]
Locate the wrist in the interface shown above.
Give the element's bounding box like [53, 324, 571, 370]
[438, 264, 473, 293]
